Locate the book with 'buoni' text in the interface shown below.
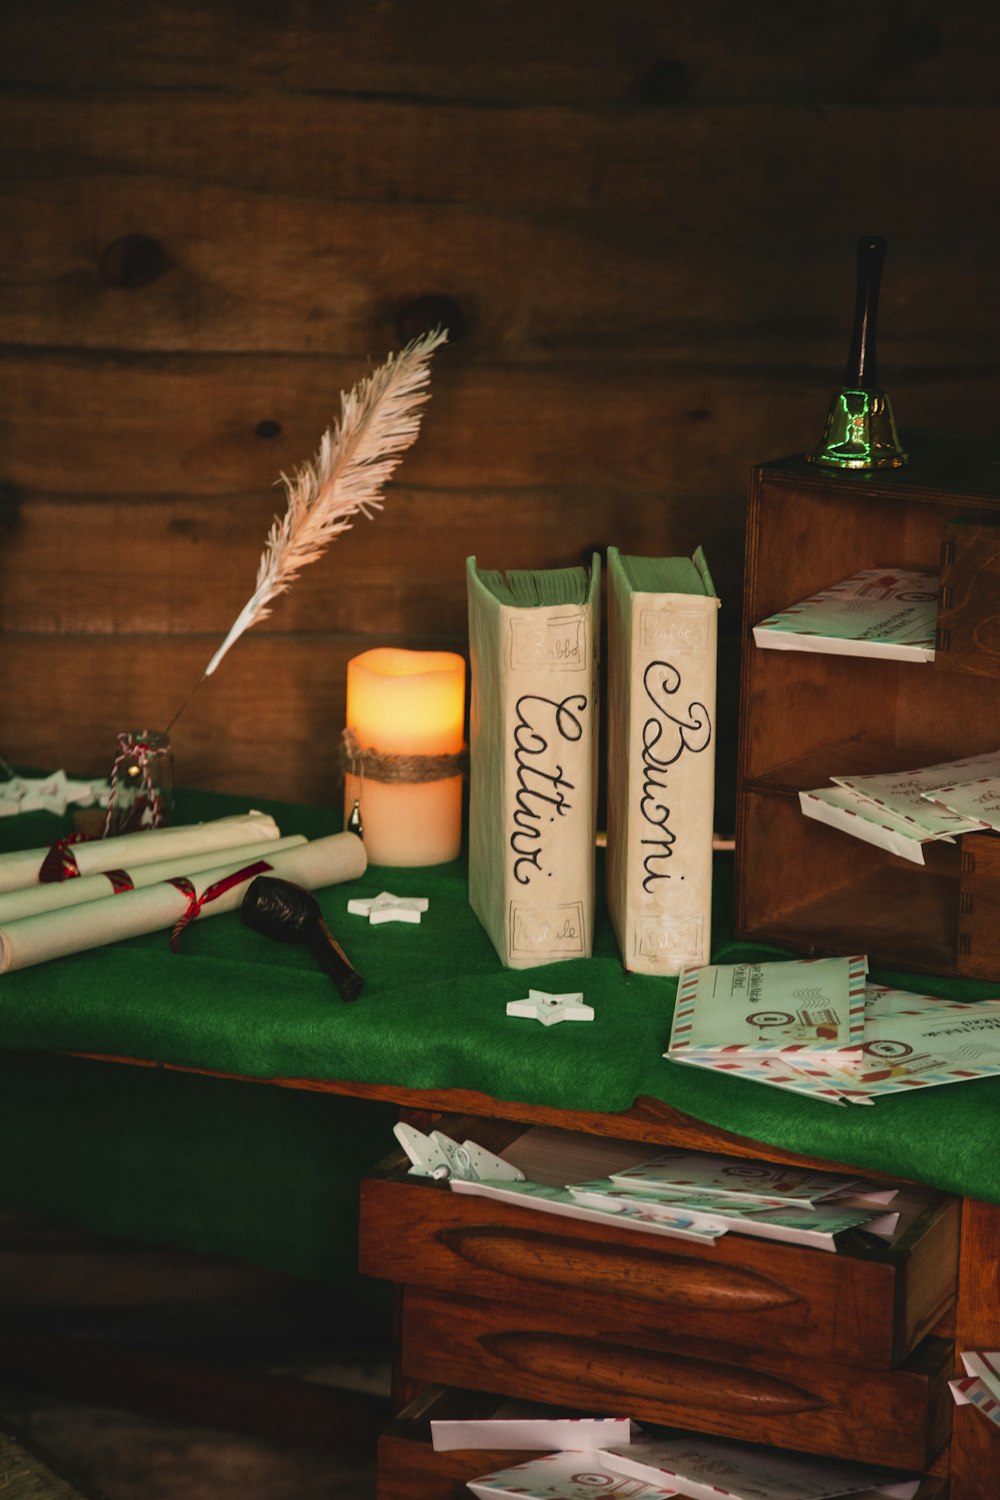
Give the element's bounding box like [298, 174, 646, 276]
[605, 546, 719, 974]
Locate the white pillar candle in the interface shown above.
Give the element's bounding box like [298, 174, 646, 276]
[344, 648, 466, 866]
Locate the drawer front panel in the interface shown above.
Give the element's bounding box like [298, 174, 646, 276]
[398, 1288, 952, 1471]
[360, 1174, 957, 1369]
[377, 1385, 949, 1500]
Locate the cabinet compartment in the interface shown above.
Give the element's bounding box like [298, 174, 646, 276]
[736, 785, 962, 974]
[397, 1285, 952, 1470]
[359, 1118, 958, 1372]
[736, 443, 1000, 979]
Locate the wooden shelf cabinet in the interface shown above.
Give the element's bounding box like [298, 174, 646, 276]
[735, 437, 1000, 979]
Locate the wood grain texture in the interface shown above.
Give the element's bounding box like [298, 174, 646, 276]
[3, 177, 995, 365]
[5, 94, 1000, 233]
[5, 353, 997, 502]
[399, 1286, 951, 1469]
[957, 834, 1000, 981]
[3, 4, 1000, 815]
[4, 0, 1000, 104]
[358, 1169, 956, 1368]
[0, 488, 737, 638]
[937, 515, 1000, 676]
[0, 351, 879, 496]
[69, 1059, 928, 1171]
[0, 635, 381, 805]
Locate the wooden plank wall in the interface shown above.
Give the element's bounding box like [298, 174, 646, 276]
[2, 2, 999, 824]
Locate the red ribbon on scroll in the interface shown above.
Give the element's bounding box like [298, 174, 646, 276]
[168, 859, 274, 952]
[38, 833, 96, 883]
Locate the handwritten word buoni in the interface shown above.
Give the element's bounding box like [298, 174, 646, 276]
[639, 660, 712, 892]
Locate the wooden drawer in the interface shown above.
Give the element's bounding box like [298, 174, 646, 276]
[377, 1384, 949, 1500]
[397, 1286, 952, 1471]
[359, 1120, 958, 1371]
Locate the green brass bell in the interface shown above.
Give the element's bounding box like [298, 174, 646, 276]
[808, 236, 908, 471]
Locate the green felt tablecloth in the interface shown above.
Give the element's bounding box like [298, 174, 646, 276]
[1, 789, 998, 1281]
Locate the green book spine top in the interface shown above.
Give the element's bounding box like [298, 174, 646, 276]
[613, 545, 716, 600]
[467, 555, 601, 969]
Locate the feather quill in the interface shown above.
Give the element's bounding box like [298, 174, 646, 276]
[201, 326, 447, 681]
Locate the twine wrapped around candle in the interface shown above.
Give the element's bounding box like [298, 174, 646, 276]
[341, 728, 468, 786]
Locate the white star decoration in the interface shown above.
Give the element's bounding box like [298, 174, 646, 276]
[0, 770, 110, 819]
[346, 890, 429, 925]
[506, 989, 595, 1026]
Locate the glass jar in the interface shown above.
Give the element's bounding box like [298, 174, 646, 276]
[104, 729, 174, 837]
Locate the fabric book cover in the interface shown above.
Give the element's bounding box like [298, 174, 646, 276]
[605, 546, 720, 976]
[751, 566, 937, 662]
[467, 555, 601, 968]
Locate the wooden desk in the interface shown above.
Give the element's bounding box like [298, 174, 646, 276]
[2, 789, 995, 1493]
[8, 1049, 997, 1499]
[72, 1056, 977, 1500]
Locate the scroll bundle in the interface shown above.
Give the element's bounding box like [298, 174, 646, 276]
[0, 813, 366, 973]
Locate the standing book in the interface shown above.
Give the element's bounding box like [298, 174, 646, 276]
[605, 546, 720, 974]
[467, 555, 600, 968]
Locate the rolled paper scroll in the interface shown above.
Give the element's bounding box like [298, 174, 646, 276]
[0, 832, 367, 974]
[0, 810, 284, 896]
[0, 835, 308, 923]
